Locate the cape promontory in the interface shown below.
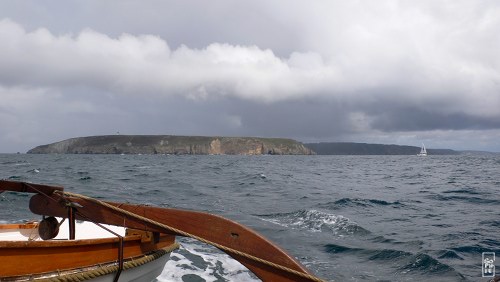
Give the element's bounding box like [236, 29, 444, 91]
[27, 135, 314, 155]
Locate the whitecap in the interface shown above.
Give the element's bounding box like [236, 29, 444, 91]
[259, 210, 370, 235]
[157, 238, 259, 282]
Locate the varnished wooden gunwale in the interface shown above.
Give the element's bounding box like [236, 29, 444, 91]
[30, 194, 317, 281]
[0, 180, 63, 195]
[0, 222, 38, 230]
[0, 180, 323, 281]
[0, 232, 176, 277]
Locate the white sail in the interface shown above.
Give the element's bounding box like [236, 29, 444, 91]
[417, 143, 427, 156]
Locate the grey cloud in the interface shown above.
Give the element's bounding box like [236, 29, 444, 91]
[1, 1, 500, 152]
[368, 107, 500, 132]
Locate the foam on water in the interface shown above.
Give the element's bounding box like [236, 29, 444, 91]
[157, 238, 258, 282]
[259, 209, 370, 235]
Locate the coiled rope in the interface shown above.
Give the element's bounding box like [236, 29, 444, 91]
[56, 191, 326, 282]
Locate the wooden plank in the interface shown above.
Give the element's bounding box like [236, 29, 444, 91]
[0, 222, 38, 230]
[0, 234, 175, 276]
[30, 194, 320, 281]
[0, 180, 63, 195]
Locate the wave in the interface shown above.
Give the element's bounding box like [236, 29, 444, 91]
[324, 243, 362, 254]
[234, 173, 269, 186]
[427, 194, 500, 205]
[258, 210, 370, 235]
[1, 161, 31, 166]
[480, 220, 500, 228]
[437, 250, 464, 260]
[317, 197, 405, 209]
[441, 189, 482, 195]
[368, 248, 412, 261]
[451, 245, 494, 254]
[324, 243, 460, 276]
[324, 244, 413, 261]
[481, 238, 500, 249]
[398, 253, 457, 275]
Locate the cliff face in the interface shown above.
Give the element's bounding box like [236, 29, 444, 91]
[27, 135, 314, 155]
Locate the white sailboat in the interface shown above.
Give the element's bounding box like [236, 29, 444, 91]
[417, 143, 427, 156]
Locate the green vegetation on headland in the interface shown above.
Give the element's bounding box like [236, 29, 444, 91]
[304, 142, 459, 155]
[27, 135, 314, 155]
[27, 135, 461, 155]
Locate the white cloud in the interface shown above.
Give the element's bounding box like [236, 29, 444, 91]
[0, 1, 500, 152]
[1, 11, 498, 117]
[1, 15, 499, 109]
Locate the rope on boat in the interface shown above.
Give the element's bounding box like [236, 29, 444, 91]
[33, 244, 178, 282]
[56, 191, 327, 282]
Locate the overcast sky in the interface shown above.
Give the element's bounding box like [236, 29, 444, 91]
[1, 0, 499, 153]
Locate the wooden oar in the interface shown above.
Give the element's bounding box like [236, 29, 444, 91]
[0, 180, 63, 195]
[28, 191, 323, 281]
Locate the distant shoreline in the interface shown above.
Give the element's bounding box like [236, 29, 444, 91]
[23, 134, 469, 155]
[304, 142, 460, 155]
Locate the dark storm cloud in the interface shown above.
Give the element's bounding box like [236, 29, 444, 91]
[0, 1, 500, 152]
[369, 107, 500, 132]
[0, 1, 302, 57]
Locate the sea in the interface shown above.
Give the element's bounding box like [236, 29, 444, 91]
[1, 153, 499, 282]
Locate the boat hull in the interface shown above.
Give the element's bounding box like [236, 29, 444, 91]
[0, 222, 178, 281]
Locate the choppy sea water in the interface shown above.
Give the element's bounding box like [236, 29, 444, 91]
[1, 154, 499, 281]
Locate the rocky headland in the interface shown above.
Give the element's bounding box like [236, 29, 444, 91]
[27, 135, 314, 155]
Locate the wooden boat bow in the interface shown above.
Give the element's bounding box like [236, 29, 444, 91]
[1, 180, 325, 282]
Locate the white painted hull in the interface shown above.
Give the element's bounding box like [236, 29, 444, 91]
[0, 220, 177, 282]
[84, 253, 171, 282]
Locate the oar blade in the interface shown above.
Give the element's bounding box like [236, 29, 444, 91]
[30, 194, 320, 281]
